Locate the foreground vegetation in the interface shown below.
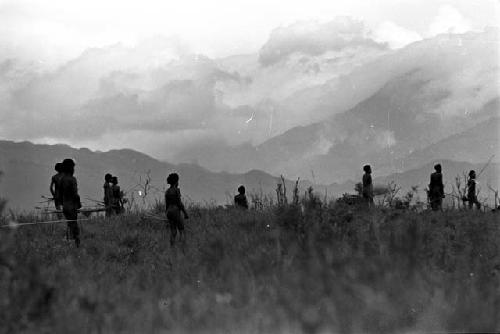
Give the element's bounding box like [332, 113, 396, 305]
[0, 201, 499, 333]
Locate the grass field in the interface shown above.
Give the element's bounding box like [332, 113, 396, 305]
[1, 200, 499, 333]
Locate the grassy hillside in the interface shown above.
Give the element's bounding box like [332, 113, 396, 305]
[1, 202, 499, 333]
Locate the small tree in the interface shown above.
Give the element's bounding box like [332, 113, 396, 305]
[137, 170, 152, 205]
[450, 172, 468, 209]
[354, 182, 363, 196]
[382, 181, 400, 207]
[249, 193, 264, 210]
[276, 175, 288, 206]
[488, 184, 499, 210]
[292, 178, 300, 205]
[0, 171, 6, 220]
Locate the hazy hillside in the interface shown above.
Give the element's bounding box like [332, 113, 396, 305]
[400, 116, 500, 170]
[177, 30, 499, 183]
[0, 141, 327, 211]
[303, 96, 498, 183]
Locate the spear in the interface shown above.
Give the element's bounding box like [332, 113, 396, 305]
[1, 218, 91, 228]
[84, 197, 105, 206]
[477, 155, 495, 178]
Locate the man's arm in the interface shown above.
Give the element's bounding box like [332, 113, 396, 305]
[73, 177, 82, 209]
[165, 192, 169, 212]
[103, 184, 109, 204]
[177, 190, 188, 218]
[50, 177, 56, 197]
[73, 178, 79, 196]
[439, 174, 445, 196]
[118, 188, 124, 206]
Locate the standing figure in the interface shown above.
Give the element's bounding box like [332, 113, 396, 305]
[165, 173, 189, 246]
[429, 164, 445, 211]
[59, 159, 81, 247]
[234, 185, 249, 209]
[362, 165, 374, 206]
[467, 170, 481, 210]
[103, 173, 114, 217]
[50, 162, 63, 216]
[111, 176, 123, 215]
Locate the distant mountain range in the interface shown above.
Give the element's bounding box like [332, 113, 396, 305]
[0, 140, 325, 211]
[1, 141, 498, 211]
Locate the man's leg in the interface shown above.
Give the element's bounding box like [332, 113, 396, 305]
[170, 224, 177, 246]
[430, 197, 437, 211]
[105, 204, 112, 217]
[178, 218, 185, 245]
[64, 210, 80, 247]
[55, 202, 63, 220]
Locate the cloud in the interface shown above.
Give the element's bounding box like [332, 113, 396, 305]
[1, 16, 392, 159]
[374, 21, 422, 49]
[428, 5, 472, 36]
[0, 17, 496, 169]
[2, 75, 221, 139]
[0, 39, 266, 160]
[258, 18, 387, 66]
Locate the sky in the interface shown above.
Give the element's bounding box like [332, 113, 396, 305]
[0, 0, 497, 64]
[0, 0, 498, 163]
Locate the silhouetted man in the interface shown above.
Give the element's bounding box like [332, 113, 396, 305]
[234, 185, 249, 209]
[362, 165, 374, 206]
[103, 173, 113, 217]
[59, 159, 81, 247]
[429, 164, 444, 211]
[467, 170, 481, 210]
[165, 173, 189, 246]
[111, 176, 123, 214]
[50, 162, 63, 214]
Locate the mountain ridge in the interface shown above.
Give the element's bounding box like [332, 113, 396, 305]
[1, 140, 498, 211]
[0, 140, 325, 211]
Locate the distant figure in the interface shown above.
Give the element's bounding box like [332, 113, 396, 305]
[103, 173, 113, 217]
[362, 165, 374, 206]
[234, 185, 249, 209]
[429, 164, 445, 211]
[111, 176, 123, 215]
[59, 159, 81, 247]
[467, 170, 481, 210]
[49, 162, 63, 213]
[165, 173, 189, 246]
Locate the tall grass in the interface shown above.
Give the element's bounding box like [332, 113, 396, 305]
[0, 200, 499, 333]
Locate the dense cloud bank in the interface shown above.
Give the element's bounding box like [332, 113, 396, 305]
[0, 18, 392, 157]
[258, 18, 387, 66]
[0, 17, 498, 173]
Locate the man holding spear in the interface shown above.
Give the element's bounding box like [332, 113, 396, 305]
[103, 173, 113, 217]
[59, 159, 82, 247]
[466, 170, 481, 210]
